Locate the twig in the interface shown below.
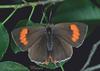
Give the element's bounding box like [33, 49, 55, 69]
[40, 12, 46, 24]
[60, 63, 64, 71]
[80, 40, 100, 71]
[2, 7, 19, 25]
[84, 64, 100, 71]
[0, 0, 63, 9]
[22, 0, 27, 3]
[28, 6, 35, 21]
[40, 3, 53, 24]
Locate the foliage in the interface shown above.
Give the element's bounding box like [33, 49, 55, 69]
[0, 24, 9, 60]
[0, 61, 29, 71]
[0, 0, 99, 71]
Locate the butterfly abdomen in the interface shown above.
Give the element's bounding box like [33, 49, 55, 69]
[46, 27, 53, 51]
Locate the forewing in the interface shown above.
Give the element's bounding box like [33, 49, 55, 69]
[11, 26, 45, 51]
[54, 22, 88, 48]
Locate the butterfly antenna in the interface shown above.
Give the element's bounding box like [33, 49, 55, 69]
[48, 8, 53, 25]
[40, 3, 54, 26]
[48, 3, 56, 25]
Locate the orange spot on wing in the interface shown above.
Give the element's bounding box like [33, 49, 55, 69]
[70, 23, 80, 42]
[73, 32, 80, 36]
[19, 28, 29, 46]
[72, 37, 77, 42]
[20, 35, 26, 40]
[70, 24, 79, 32]
[23, 41, 28, 45]
[72, 34, 79, 40]
[20, 38, 26, 42]
[21, 28, 28, 34]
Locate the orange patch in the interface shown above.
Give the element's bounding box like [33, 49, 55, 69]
[70, 23, 80, 42]
[72, 37, 77, 42]
[20, 28, 28, 34]
[22, 41, 28, 45]
[20, 38, 27, 42]
[20, 35, 26, 40]
[19, 28, 28, 46]
[72, 34, 79, 40]
[73, 32, 80, 36]
[70, 24, 79, 32]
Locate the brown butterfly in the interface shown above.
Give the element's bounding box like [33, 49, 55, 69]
[11, 22, 88, 64]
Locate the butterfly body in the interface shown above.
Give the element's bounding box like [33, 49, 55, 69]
[46, 26, 53, 51]
[12, 23, 88, 65]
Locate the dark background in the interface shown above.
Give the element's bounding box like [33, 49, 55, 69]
[0, 0, 100, 71]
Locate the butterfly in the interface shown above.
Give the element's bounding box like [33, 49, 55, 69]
[11, 22, 88, 65]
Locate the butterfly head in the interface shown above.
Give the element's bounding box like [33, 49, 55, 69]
[46, 26, 52, 34]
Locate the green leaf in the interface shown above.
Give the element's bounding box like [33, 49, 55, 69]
[16, 19, 45, 28]
[0, 61, 29, 71]
[15, 19, 33, 28]
[96, 0, 100, 4]
[50, 0, 100, 36]
[0, 24, 9, 60]
[52, 0, 100, 23]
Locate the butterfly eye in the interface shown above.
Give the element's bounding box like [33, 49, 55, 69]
[70, 24, 80, 42]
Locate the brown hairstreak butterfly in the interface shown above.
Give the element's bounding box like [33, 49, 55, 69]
[11, 22, 88, 65]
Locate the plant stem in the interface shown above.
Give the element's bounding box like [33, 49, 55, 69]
[28, 6, 36, 21]
[22, 0, 27, 3]
[80, 40, 100, 71]
[40, 12, 46, 24]
[2, 7, 19, 25]
[0, 0, 63, 9]
[84, 64, 100, 71]
[40, 3, 53, 24]
[60, 63, 64, 71]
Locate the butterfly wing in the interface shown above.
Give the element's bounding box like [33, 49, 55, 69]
[11, 26, 45, 51]
[28, 30, 73, 64]
[52, 35, 73, 63]
[54, 22, 88, 48]
[28, 34, 48, 64]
